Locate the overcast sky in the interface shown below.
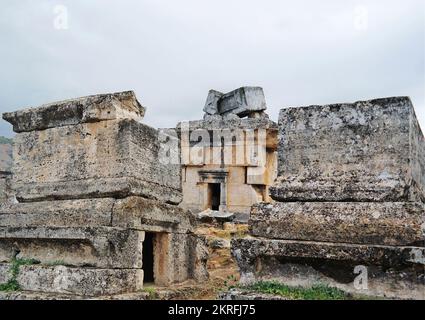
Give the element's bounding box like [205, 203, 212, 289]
[0, 0, 424, 137]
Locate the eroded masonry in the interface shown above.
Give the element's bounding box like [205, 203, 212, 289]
[0, 88, 424, 299]
[232, 97, 425, 299]
[0, 91, 207, 297]
[178, 87, 277, 221]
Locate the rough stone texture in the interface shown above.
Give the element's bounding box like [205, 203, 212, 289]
[2, 91, 145, 133]
[0, 226, 144, 269]
[271, 97, 425, 202]
[232, 238, 425, 300]
[232, 238, 425, 269]
[0, 171, 12, 203]
[11, 119, 181, 204]
[231, 96, 425, 300]
[0, 263, 10, 284]
[0, 90, 211, 298]
[0, 195, 207, 294]
[0, 264, 143, 296]
[203, 87, 267, 117]
[112, 196, 192, 233]
[203, 90, 223, 115]
[189, 234, 209, 282]
[179, 116, 277, 132]
[178, 90, 278, 215]
[219, 288, 288, 300]
[0, 143, 12, 172]
[0, 198, 114, 228]
[0, 291, 149, 300]
[198, 210, 235, 224]
[250, 202, 425, 246]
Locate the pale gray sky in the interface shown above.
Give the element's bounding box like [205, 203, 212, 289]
[0, 0, 424, 137]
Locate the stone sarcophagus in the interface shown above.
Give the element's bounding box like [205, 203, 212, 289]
[232, 97, 425, 299]
[0, 91, 207, 298]
[3, 91, 181, 204]
[270, 97, 424, 203]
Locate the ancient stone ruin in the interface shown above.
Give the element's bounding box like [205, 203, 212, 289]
[0, 91, 208, 298]
[232, 97, 425, 299]
[0, 87, 423, 300]
[179, 87, 278, 221]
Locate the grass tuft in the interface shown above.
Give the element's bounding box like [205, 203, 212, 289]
[240, 281, 350, 300]
[0, 257, 40, 292]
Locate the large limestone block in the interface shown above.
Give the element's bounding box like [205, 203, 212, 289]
[232, 238, 425, 270]
[112, 196, 192, 233]
[153, 233, 208, 286]
[271, 97, 425, 202]
[232, 238, 425, 299]
[11, 119, 181, 204]
[0, 198, 113, 228]
[219, 87, 267, 116]
[2, 91, 145, 133]
[0, 264, 143, 296]
[202, 87, 267, 117]
[0, 226, 144, 269]
[250, 202, 425, 246]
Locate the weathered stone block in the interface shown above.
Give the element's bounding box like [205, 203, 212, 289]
[232, 238, 425, 299]
[250, 202, 425, 246]
[149, 233, 208, 286]
[203, 90, 223, 115]
[0, 226, 144, 269]
[218, 87, 266, 116]
[2, 91, 145, 133]
[0, 171, 12, 203]
[112, 196, 192, 233]
[0, 264, 143, 296]
[271, 97, 425, 202]
[11, 119, 181, 204]
[201, 87, 267, 117]
[0, 199, 113, 228]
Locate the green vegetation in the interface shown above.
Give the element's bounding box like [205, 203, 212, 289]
[239, 281, 351, 300]
[0, 136, 13, 145]
[0, 258, 40, 292]
[224, 274, 238, 288]
[142, 286, 158, 299]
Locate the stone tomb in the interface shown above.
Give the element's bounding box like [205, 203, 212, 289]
[178, 87, 278, 217]
[0, 91, 208, 297]
[232, 97, 425, 299]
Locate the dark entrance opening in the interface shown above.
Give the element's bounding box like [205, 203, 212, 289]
[210, 183, 221, 211]
[143, 232, 154, 283]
